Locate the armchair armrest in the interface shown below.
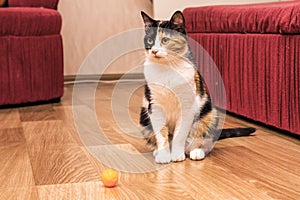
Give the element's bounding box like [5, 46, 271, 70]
[8, 0, 59, 9]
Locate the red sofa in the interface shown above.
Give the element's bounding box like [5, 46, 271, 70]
[0, 0, 63, 106]
[183, 1, 300, 135]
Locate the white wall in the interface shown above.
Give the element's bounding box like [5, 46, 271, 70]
[58, 0, 152, 76]
[153, 0, 280, 19]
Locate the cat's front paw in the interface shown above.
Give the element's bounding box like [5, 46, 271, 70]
[171, 148, 185, 162]
[155, 149, 171, 164]
[189, 148, 205, 160]
[171, 153, 185, 162]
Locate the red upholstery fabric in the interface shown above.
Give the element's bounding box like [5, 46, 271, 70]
[0, 0, 63, 106]
[0, 8, 61, 36]
[184, 1, 300, 34]
[0, 36, 63, 105]
[8, 0, 59, 9]
[184, 3, 300, 135]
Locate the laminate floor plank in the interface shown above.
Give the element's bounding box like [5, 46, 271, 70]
[0, 187, 39, 200]
[27, 145, 100, 185]
[53, 106, 86, 146]
[19, 104, 62, 122]
[0, 144, 35, 189]
[0, 109, 21, 129]
[37, 182, 107, 200]
[170, 158, 272, 200]
[37, 180, 193, 200]
[211, 146, 300, 199]
[0, 128, 25, 147]
[22, 120, 79, 148]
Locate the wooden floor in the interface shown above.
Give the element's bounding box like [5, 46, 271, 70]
[0, 81, 299, 200]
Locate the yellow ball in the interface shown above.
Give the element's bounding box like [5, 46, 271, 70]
[101, 169, 119, 188]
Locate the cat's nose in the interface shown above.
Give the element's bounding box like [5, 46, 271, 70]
[151, 50, 158, 55]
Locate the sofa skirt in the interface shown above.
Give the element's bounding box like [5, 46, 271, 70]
[189, 33, 300, 135]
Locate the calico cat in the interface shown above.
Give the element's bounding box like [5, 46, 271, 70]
[140, 11, 255, 164]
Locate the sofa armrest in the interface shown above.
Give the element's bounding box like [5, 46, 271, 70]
[8, 0, 59, 9]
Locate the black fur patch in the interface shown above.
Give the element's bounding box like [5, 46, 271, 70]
[218, 128, 256, 140]
[144, 84, 152, 113]
[144, 84, 151, 102]
[144, 26, 158, 50]
[196, 71, 206, 96]
[159, 21, 170, 29]
[194, 98, 212, 123]
[139, 107, 151, 127]
[200, 98, 212, 118]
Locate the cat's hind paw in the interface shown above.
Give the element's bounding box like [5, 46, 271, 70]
[189, 148, 205, 160]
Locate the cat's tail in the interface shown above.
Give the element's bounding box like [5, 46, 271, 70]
[218, 127, 256, 140]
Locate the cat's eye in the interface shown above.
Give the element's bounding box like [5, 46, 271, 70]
[147, 38, 153, 45]
[161, 37, 170, 45]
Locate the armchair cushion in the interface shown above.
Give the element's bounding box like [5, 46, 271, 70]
[0, 7, 61, 36]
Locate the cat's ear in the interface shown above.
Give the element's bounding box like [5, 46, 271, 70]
[170, 11, 186, 33]
[141, 11, 155, 28]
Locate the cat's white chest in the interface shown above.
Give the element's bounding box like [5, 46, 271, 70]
[143, 59, 195, 91]
[143, 59, 200, 137]
[143, 59, 198, 115]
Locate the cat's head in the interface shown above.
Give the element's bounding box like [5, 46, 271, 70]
[141, 11, 188, 60]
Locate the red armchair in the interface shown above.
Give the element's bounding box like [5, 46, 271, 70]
[0, 0, 63, 106]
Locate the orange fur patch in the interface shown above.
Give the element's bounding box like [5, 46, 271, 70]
[157, 28, 188, 56]
[194, 110, 215, 138]
[194, 71, 205, 95]
[150, 84, 181, 131]
[160, 125, 169, 147]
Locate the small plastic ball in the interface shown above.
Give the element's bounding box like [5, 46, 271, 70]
[101, 169, 119, 188]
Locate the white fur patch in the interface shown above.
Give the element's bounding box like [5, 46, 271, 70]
[171, 152, 186, 162]
[155, 148, 171, 164]
[150, 28, 168, 58]
[189, 148, 205, 160]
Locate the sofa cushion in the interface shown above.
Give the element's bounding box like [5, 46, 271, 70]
[0, 7, 61, 36]
[183, 1, 300, 34]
